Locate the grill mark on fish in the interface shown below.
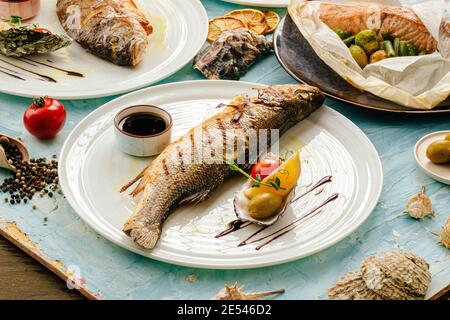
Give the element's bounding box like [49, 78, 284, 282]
[121, 84, 325, 249]
[162, 158, 170, 176]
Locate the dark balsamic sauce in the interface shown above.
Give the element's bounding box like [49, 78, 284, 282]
[120, 113, 167, 137]
[216, 175, 337, 250]
[0, 57, 56, 82]
[0, 57, 85, 82]
[19, 57, 84, 77]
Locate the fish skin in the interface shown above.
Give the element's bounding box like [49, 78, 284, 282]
[193, 29, 273, 80]
[122, 84, 325, 249]
[56, 0, 152, 66]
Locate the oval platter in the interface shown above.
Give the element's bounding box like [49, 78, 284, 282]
[274, 15, 450, 114]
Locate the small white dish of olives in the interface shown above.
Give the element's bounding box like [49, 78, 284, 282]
[414, 131, 450, 185]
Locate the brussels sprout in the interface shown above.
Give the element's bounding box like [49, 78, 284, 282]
[355, 30, 379, 55]
[369, 50, 388, 64]
[349, 44, 368, 68]
[333, 28, 352, 40]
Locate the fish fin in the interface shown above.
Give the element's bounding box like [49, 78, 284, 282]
[120, 165, 150, 196]
[179, 189, 213, 205]
[124, 222, 161, 250]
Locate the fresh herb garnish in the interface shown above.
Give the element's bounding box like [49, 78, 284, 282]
[227, 161, 286, 191]
[10, 16, 22, 26]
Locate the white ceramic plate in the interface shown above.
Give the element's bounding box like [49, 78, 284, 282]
[0, 0, 208, 99]
[221, 0, 289, 7]
[59, 80, 383, 269]
[414, 131, 450, 185]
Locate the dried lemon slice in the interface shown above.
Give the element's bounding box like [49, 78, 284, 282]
[248, 22, 267, 35]
[208, 17, 247, 42]
[263, 11, 280, 34]
[225, 9, 265, 25]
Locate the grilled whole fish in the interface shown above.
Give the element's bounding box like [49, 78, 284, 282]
[194, 29, 273, 80]
[56, 0, 152, 66]
[121, 84, 325, 249]
[317, 1, 449, 53]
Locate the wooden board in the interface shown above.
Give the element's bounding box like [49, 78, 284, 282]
[0, 0, 449, 300]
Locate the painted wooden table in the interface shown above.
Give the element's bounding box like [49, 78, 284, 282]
[0, 0, 449, 300]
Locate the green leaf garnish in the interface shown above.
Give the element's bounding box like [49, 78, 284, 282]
[227, 160, 286, 191]
[10, 16, 22, 25]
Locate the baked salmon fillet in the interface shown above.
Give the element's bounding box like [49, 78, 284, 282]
[56, 0, 153, 66]
[318, 1, 448, 53]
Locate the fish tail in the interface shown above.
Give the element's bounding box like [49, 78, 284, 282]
[123, 221, 161, 250]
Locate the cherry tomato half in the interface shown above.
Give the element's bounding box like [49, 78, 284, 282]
[34, 27, 52, 34]
[251, 158, 281, 180]
[23, 97, 66, 140]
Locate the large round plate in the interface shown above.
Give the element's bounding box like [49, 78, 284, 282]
[221, 0, 289, 7]
[0, 0, 208, 99]
[275, 15, 450, 114]
[59, 80, 383, 269]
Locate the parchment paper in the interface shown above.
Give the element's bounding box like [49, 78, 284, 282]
[288, 0, 450, 109]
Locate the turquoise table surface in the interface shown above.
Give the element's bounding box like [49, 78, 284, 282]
[0, 0, 449, 300]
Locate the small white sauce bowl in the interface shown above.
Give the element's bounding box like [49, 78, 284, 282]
[114, 105, 172, 157]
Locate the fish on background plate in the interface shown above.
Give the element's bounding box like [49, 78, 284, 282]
[318, 1, 448, 54]
[121, 84, 325, 249]
[56, 0, 153, 66]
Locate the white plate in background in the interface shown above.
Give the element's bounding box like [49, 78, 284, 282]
[59, 80, 383, 269]
[415, 131, 450, 185]
[0, 0, 208, 99]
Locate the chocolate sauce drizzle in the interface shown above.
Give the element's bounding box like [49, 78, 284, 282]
[0, 58, 56, 82]
[19, 57, 84, 77]
[0, 66, 25, 80]
[216, 175, 337, 250]
[0, 57, 84, 83]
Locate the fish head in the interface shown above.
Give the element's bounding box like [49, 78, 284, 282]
[257, 84, 325, 119]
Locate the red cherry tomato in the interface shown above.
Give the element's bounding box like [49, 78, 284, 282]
[34, 27, 52, 34]
[23, 97, 66, 140]
[251, 158, 281, 180]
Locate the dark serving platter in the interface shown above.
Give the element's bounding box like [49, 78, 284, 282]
[274, 14, 450, 114]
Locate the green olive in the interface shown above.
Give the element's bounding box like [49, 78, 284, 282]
[248, 192, 283, 219]
[444, 133, 450, 141]
[426, 140, 450, 164]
